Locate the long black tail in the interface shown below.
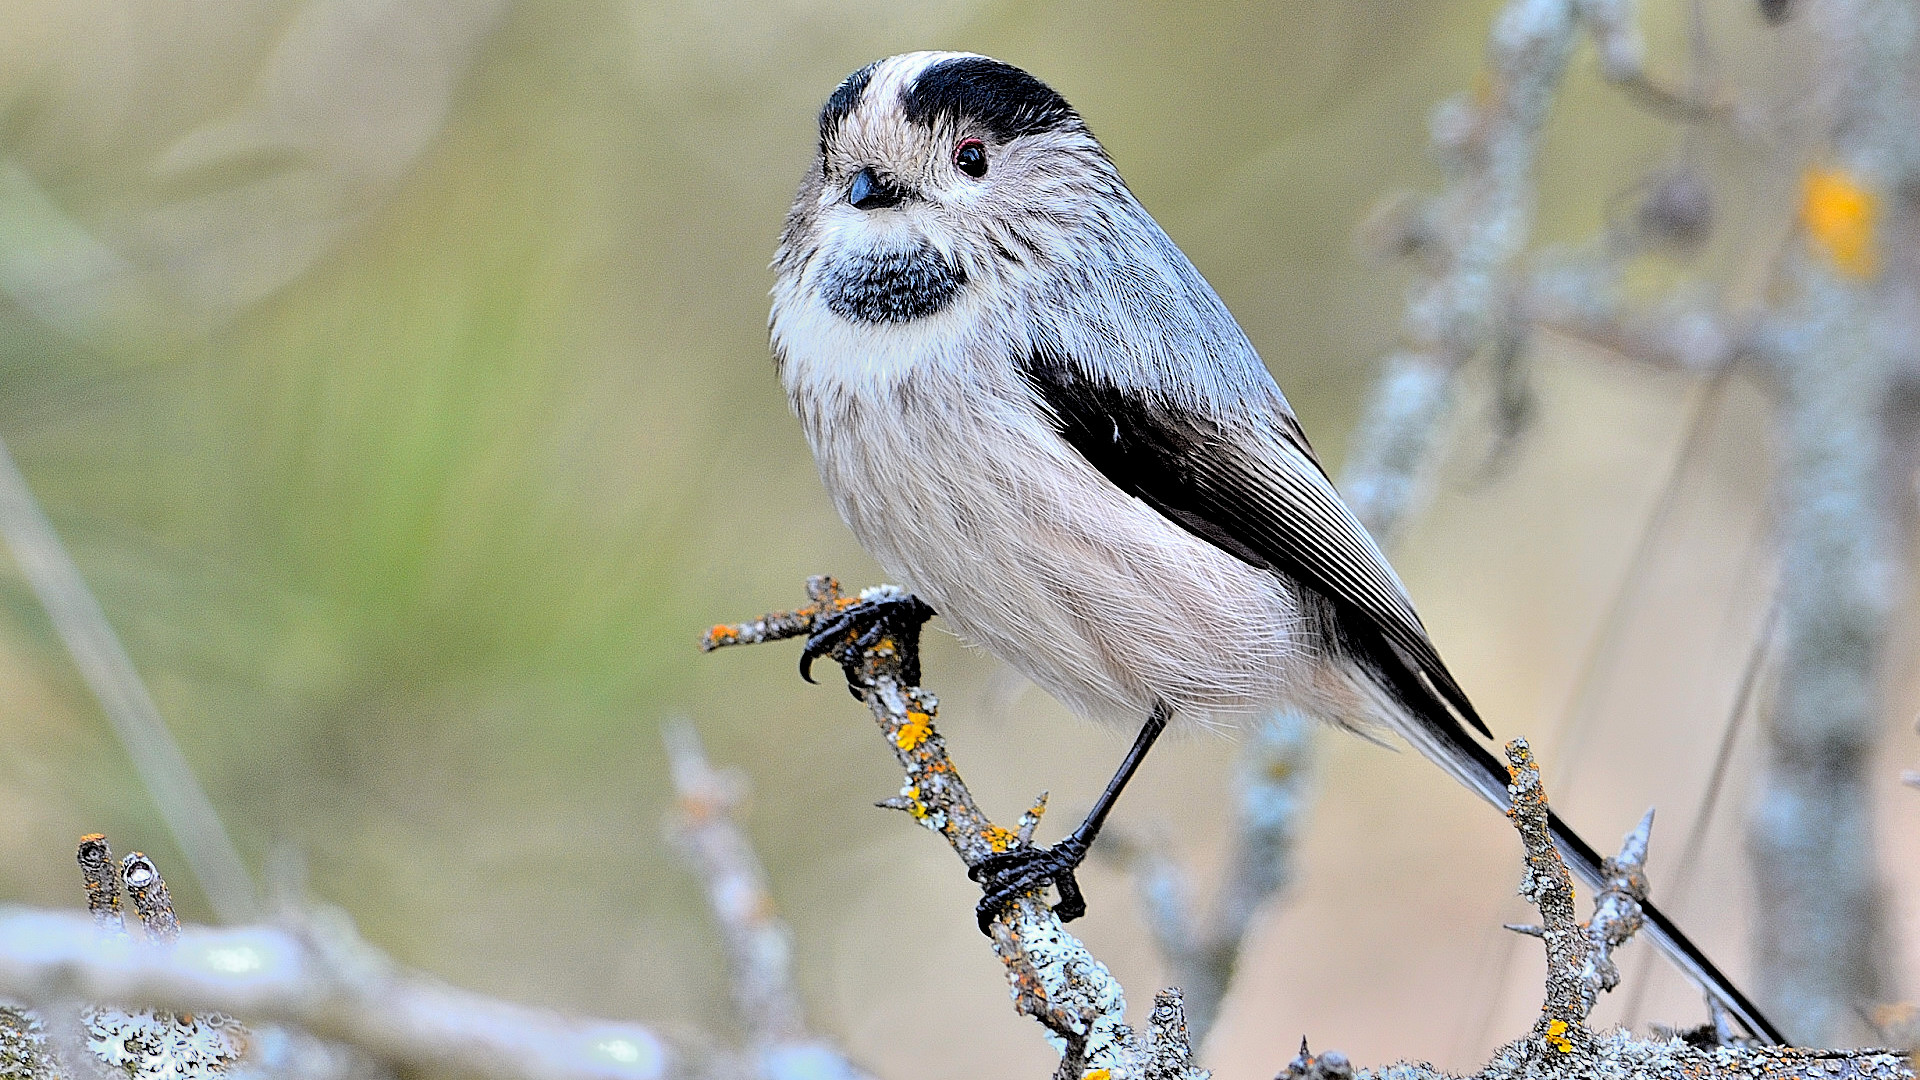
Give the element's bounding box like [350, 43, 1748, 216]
[1382, 684, 1787, 1044]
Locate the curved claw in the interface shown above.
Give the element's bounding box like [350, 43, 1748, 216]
[969, 844, 1089, 933]
[799, 609, 859, 684]
[796, 594, 934, 692]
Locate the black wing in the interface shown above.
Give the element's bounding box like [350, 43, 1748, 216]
[1020, 345, 1489, 739]
[1018, 349, 1796, 1043]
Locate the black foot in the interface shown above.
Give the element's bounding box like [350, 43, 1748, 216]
[799, 589, 935, 694]
[968, 837, 1090, 933]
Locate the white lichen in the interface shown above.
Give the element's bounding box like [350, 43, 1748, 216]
[84, 1008, 243, 1080]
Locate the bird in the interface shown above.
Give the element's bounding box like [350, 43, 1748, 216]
[767, 50, 1783, 1045]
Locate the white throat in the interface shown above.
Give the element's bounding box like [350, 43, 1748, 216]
[773, 245, 1000, 399]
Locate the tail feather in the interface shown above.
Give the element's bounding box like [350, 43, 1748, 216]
[1378, 678, 1785, 1044]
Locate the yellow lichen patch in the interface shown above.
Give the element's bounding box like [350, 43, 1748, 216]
[1083, 1070, 1112, 1080]
[1801, 166, 1879, 278]
[895, 711, 932, 751]
[703, 625, 738, 648]
[1544, 1018, 1574, 1053]
[985, 825, 1018, 853]
[903, 786, 929, 820]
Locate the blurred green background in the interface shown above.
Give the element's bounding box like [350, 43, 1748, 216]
[2, 1, 1916, 1077]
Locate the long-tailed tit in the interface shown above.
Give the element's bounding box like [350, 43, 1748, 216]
[768, 51, 1782, 1044]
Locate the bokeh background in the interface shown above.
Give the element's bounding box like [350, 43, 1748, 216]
[0, 1, 1916, 1077]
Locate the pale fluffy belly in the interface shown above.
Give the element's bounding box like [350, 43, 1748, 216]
[804, 383, 1306, 727]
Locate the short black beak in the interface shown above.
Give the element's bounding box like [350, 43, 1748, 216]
[849, 167, 904, 210]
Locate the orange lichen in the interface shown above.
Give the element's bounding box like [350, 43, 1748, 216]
[677, 792, 718, 823]
[1543, 1018, 1574, 1053]
[895, 710, 932, 751]
[1801, 166, 1879, 278]
[1082, 1070, 1111, 1080]
[985, 825, 1018, 853]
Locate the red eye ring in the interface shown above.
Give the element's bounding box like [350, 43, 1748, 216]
[954, 138, 988, 178]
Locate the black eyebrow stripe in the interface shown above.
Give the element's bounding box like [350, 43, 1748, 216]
[819, 61, 878, 153]
[901, 56, 1079, 142]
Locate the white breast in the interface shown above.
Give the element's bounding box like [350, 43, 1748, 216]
[779, 320, 1310, 728]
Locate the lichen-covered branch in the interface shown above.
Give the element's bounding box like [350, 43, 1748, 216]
[1317, 738, 1909, 1080]
[705, 577, 1208, 1080]
[8, 782, 889, 1080]
[0, 906, 698, 1080]
[1124, 0, 1727, 1046]
[76, 836, 126, 936]
[1578, 808, 1651, 1009]
[1737, 0, 1917, 1045]
[1502, 740, 1657, 1042]
[1349, 0, 1919, 1047]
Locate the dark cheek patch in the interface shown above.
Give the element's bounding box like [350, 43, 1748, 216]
[821, 243, 967, 324]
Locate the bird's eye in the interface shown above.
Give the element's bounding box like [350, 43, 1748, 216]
[954, 139, 988, 179]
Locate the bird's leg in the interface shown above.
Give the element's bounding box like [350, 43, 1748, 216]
[969, 701, 1171, 933]
[800, 587, 936, 695]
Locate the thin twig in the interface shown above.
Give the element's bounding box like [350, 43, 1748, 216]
[121, 854, 180, 943]
[77, 836, 125, 937]
[661, 720, 879, 1080]
[1503, 739, 1594, 1054]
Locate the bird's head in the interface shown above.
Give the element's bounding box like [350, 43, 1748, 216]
[774, 52, 1119, 331]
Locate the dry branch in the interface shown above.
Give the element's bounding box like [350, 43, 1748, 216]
[0, 905, 694, 1080]
[4, 777, 894, 1080]
[705, 577, 1207, 1080]
[1346, 0, 1659, 534]
[661, 721, 878, 1080]
[0, 837, 811, 1080]
[1355, 739, 1908, 1080]
[1734, 0, 1920, 1043]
